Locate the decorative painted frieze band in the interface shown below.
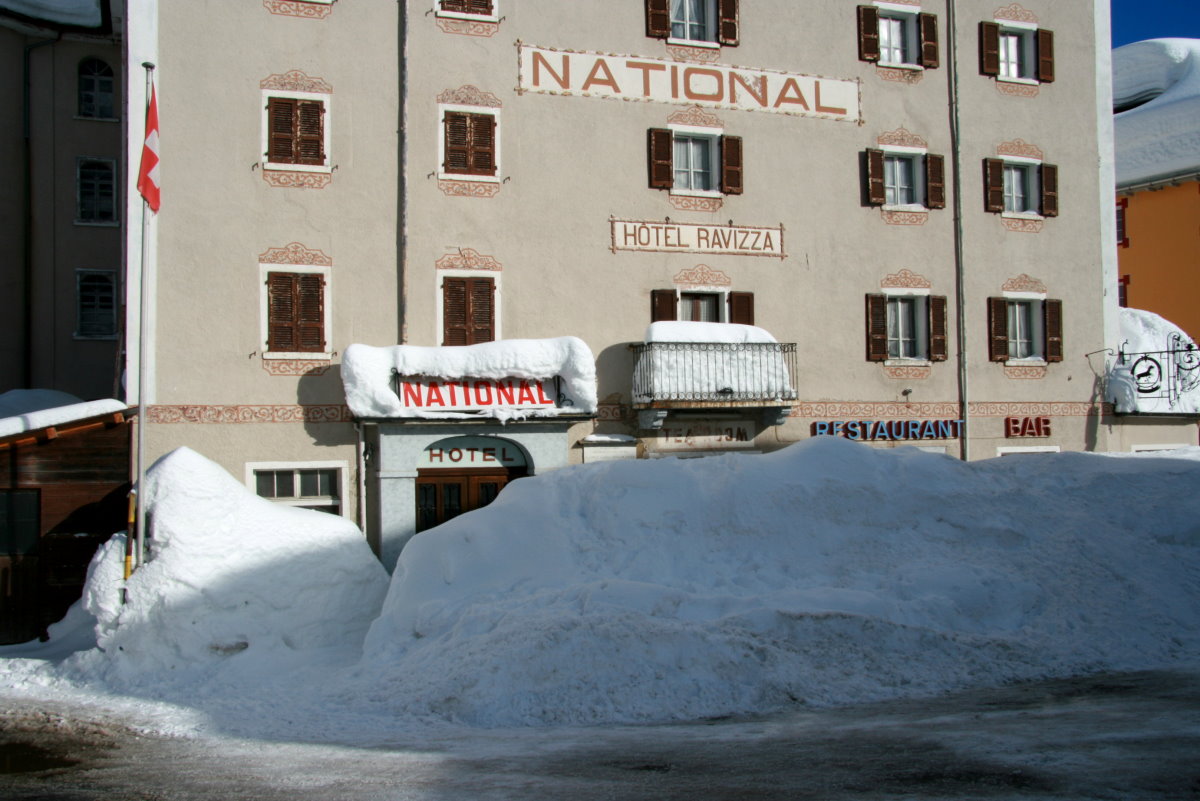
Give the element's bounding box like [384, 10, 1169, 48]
[596, 393, 630, 422]
[673, 264, 731, 287]
[668, 195, 722, 212]
[263, 170, 332, 189]
[884, 365, 932, 380]
[881, 269, 932, 289]
[667, 105, 723, 128]
[147, 405, 353, 424]
[997, 139, 1043, 159]
[1004, 365, 1048, 380]
[1002, 273, 1047, 293]
[437, 85, 503, 107]
[993, 3, 1038, 23]
[260, 70, 332, 93]
[878, 67, 924, 84]
[877, 127, 927, 149]
[970, 402, 1111, 417]
[263, 1, 332, 19]
[262, 360, 332, 377]
[666, 44, 722, 63]
[438, 180, 501, 198]
[996, 82, 1039, 98]
[436, 17, 499, 37]
[882, 210, 928, 226]
[435, 248, 502, 271]
[790, 401, 1112, 418]
[1002, 217, 1044, 233]
[258, 242, 333, 266]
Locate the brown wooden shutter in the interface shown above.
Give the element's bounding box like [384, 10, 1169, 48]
[295, 100, 325, 165]
[267, 273, 297, 351]
[651, 289, 677, 322]
[729, 292, 754, 325]
[471, 113, 497, 176]
[919, 13, 940, 68]
[443, 278, 468, 346]
[720, 135, 743, 195]
[444, 112, 470, 173]
[470, 277, 495, 344]
[717, 0, 739, 46]
[857, 6, 880, 62]
[267, 98, 297, 163]
[296, 274, 326, 352]
[646, 0, 670, 38]
[1040, 163, 1059, 217]
[983, 158, 1005, 213]
[1037, 29, 1055, 82]
[648, 128, 673, 190]
[929, 295, 948, 361]
[444, 112, 495, 176]
[866, 148, 886, 206]
[1044, 299, 1063, 362]
[866, 294, 888, 362]
[980, 21, 1001, 76]
[987, 297, 1009, 361]
[925, 153, 946, 209]
[443, 277, 494, 345]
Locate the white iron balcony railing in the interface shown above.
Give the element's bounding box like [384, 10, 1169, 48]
[631, 341, 799, 405]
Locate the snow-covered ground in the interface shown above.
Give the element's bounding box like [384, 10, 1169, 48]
[2, 438, 1199, 745]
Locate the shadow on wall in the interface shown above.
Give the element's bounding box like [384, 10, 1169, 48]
[297, 363, 357, 448]
[594, 342, 639, 434]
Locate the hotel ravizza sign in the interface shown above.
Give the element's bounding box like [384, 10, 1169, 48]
[611, 219, 785, 258]
[518, 44, 861, 123]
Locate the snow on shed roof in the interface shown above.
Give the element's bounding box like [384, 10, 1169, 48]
[1114, 38, 1200, 187]
[0, 390, 129, 439]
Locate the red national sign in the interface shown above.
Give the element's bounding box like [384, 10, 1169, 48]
[1005, 416, 1052, 438]
[396, 377, 556, 412]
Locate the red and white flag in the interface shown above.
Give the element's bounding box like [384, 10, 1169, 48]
[137, 84, 160, 212]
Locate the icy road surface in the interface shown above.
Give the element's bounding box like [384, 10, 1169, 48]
[2, 669, 1198, 801]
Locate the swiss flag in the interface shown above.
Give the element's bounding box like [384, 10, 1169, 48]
[137, 84, 160, 212]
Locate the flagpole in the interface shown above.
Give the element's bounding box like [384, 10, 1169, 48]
[135, 61, 155, 569]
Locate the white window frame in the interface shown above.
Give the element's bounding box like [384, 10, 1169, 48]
[75, 156, 118, 226]
[874, 2, 921, 69]
[999, 155, 1042, 219]
[996, 445, 1060, 456]
[77, 57, 117, 121]
[433, 0, 500, 23]
[995, 19, 1038, 85]
[261, 89, 332, 174]
[883, 289, 930, 364]
[880, 144, 928, 212]
[668, 123, 722, 198]
[668, 285, 732, 323]
[668, 0, 719, 47]
[75, 269, 118, 340]
[1002, 291, 1045, 364]
[437, 103, 501, 183]
[435, 268, 502, 344]
[259, 263, 333, 360]
[246, 461, 350, 519]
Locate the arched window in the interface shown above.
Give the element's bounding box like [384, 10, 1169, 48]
[78, 58, 115, 119]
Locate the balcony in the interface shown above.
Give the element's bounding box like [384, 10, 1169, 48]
[631, 340, 798, 428]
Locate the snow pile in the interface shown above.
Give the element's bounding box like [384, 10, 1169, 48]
[0, 389, 128, 438]
[637, 321, 795, 403]
[0, 0, 102, 27]
[60, 448, 389, 690]
[1113, 38, 1200, 186]
[341, 338, 597, 420]
[353, 437, 1200, 726]
[1108, 307, 1200, 414]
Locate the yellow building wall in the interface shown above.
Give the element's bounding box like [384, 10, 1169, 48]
[1119, 181, 1200, 342]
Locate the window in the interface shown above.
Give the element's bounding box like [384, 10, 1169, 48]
[1118, 274, 1130, 308]
[250, 464, 345, 515]
[865, 148, 945, 209]
[980, 21, 1054, 83]
[76, 270, 117, 339]
[76, 158, 116, 224]
[649, 128, 742, 195]
[0, 490, 40, 556]
[983, 158, 1057, 217]
[652, 289, 754, 324]
[865, 293, 948, 362]
[646, 0, 738, 47]
[437, 0, 495, 18]
[264, 271, 328, 354]
[442, 276, 495, 345]
[987, 296, 1062, 362]
[857, 5, 939, 68]
[78, 58, 115, 119]
[441, 109, 498, 179]
[1117, 199, 1129, 247]
[263, 95, 328, 171]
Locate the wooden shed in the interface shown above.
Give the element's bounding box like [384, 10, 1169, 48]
[0, 406, 135, 644]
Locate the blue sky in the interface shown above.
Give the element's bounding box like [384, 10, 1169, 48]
[1112, 0, 1200, 48]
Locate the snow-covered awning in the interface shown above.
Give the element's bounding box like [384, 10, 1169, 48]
[341, 338, 597, 421]
[0, 390, 130, 439]
[644, 321, 779, 344]
[1107, 308, 1200, 415]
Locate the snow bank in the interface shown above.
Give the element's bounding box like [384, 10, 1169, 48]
[1114, 38, 1200, 186]
[1108, 307, 1200, 414]
[0, 0, 102, 27]
[353, 437, 1200, 726]
[61, 448, 389, 689]
[341, 338, 597, 420]
[0, 395, 128, 439]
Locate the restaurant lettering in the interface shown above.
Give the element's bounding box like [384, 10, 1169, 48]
[518, 44, 860, 122]
[395, 377, 556, 412]
[612, 220, 784, 258]
[812, 420, 965, 441]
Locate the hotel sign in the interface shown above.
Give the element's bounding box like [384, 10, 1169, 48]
[518, 44, 861, 123]
[611, 219, 784, 258]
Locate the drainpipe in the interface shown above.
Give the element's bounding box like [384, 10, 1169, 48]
[22, 36, 59, 388]
[355, 421, 367, 531]
[945, 0, 970, 461]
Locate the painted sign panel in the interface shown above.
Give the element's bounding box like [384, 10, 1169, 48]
[518, 44, 861, 122]
[611, 219, 784, 258]
[657, 422, 754, 451]
[812, 420, 965, 441]
[418, 436, 527, 468]
[395, 377, 557, 412]
[1005, 416, 1051, 438]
